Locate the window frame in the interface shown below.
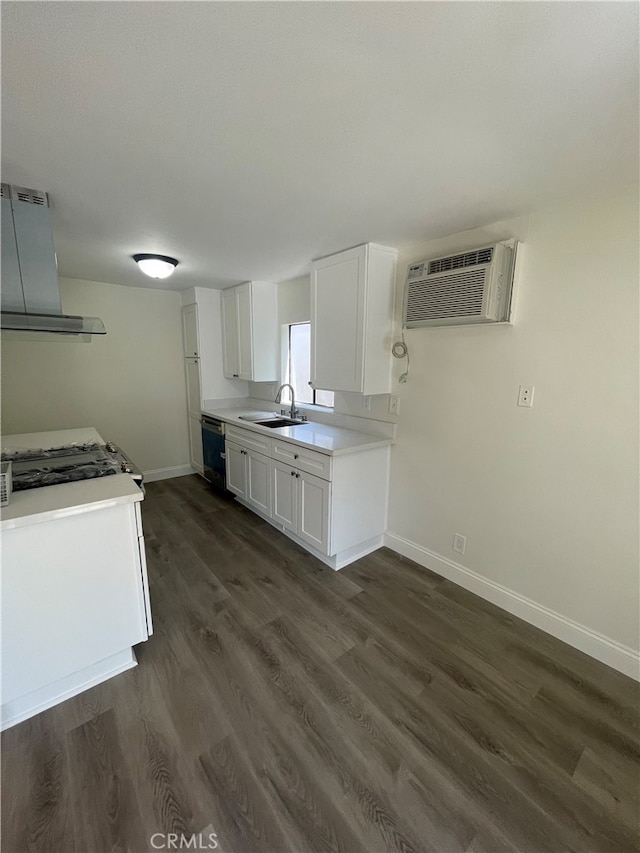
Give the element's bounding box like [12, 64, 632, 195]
[284, 322, 334, 409]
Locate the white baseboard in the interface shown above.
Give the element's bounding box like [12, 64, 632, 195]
[384, 531, 640, 681]
[1, 648, 137, 731]
[143, 464, 194, 483]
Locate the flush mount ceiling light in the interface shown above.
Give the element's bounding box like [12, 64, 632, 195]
[133, 253, 179, 279]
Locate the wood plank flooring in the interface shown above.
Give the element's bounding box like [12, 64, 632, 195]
[2, 474, 639, 852]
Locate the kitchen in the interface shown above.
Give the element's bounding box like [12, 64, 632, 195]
[1, 3, 639, 852]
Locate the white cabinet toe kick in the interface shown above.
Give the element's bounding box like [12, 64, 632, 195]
[224, 424, 390, 570]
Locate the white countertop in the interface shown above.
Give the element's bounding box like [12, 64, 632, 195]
[201, 407, 393, 455]
[1, 427, 143, 530]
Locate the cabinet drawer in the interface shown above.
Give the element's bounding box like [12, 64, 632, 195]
[225, 424, 272, 455]
[272, 439, 332, 481]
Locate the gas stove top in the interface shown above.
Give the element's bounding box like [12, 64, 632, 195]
[1, 441, 143, 492]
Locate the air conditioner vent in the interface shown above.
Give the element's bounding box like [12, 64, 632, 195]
[428, 247, 493, 274]
[11, 185, 48, 206]
[403, 240, 517, 328]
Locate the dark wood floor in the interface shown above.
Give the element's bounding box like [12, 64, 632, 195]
[2, 475, 639, 853]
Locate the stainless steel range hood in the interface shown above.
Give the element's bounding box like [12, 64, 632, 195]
[1, 183, 106, 338]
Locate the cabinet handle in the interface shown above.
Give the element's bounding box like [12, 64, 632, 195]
[296, 473, 300, 479]
[233, 374, 239, 378]
[291, 471, 295, 477]
[294, 454, 299, 460]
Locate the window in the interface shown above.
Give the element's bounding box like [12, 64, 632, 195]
[285, 323, 334, 408]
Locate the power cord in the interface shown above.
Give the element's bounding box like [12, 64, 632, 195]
[391, 331, 410, 384]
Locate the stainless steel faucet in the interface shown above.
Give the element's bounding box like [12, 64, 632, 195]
[274, 383, 298, 419]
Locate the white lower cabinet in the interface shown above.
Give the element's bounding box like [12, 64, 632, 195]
[2, 497, 151, 729]
[225, 441, 247, 497]
[272, 461, 330, 553]
[246, 449, 271, 516]
[226, 440, 271, 516]
[225, 423, 389, 570]
[189, 414, 203, 473]
[297, 469, 330, 553]
[185, 356, 203, 474]
[271, 460, 297, 532]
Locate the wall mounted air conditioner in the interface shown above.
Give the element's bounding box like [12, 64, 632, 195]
[403, 239, 518, 328]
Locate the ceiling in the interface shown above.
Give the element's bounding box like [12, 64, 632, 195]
[2, 2, 638, 292]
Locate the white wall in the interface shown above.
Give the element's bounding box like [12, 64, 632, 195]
[386, 187, 639, 659]
[1, 278, 190, 474]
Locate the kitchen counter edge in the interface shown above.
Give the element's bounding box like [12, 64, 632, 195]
[1, 474, 143, 530]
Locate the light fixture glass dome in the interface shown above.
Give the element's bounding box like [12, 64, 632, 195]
[133, 253, 178, 279]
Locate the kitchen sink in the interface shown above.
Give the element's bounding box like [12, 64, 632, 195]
[252, 417, 308, 429]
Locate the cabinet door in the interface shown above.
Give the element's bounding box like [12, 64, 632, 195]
[271, 460, 297, 533]
[246, 450, 271, 516]
[189, 414, 203, 473]
[182, 304, 199, 357]
[185, 358, 201, 416]
[221, 288, 240, 378]
[236, 283, 253, 380]
[225, 441, 247, 498]
[311, 246, 365, 393]
[297, 470, 331, 554]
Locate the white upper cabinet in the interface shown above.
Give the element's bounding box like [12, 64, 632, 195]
[236, 283, 253, 379]
[221, 281, 278, 381]
[221, 288, 239, 377]
[182, 303, 199, 357]
[311, 243, 397, 396]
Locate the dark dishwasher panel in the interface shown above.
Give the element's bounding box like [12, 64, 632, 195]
[201, 416, 227, 492]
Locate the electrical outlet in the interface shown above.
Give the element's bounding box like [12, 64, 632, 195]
[363, 396, 371, 411]
[388, 395, 400, 415]
[453, 533, 466, 555]
[517, 385, 535, 407]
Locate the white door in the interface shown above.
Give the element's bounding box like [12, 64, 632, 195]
[246, 450, 271, 516]
[185, 357, 201, 416]
[297, 470, 330, 554]
[182, 303, 199, 357]
[189, 414, 204, 473]
[311, 246, 365, 393]
[221, 288, 240, 378]
[236, 283, 253, 380]
[271, 460, 297, 533]
[225, 441, 247, 497]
